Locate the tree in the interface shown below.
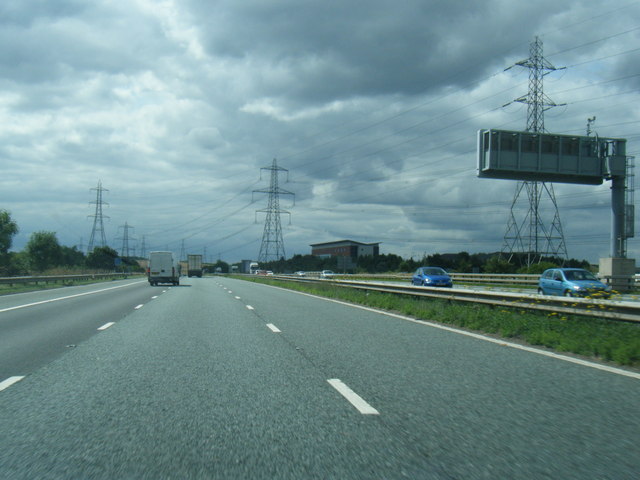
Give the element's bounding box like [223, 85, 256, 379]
[210, 260, 230, 273]
[0, 209, 19, 274]
[86, 246, 119, 270]
[0, 209, 18, 255]
[26, 231, 62, 272]
[426, 253, 454, 270]
[455, 251, 472, 272]
[60, 245, 85, 267]
[517, 261, 558, 275]
[6, 251, 29, 276]
[484, 255, 517, 274]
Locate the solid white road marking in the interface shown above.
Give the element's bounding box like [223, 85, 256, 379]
[328, 379, 379, 415]
[258, 283, 640, 380]
[266, 323, 281, 333]
[0, 281, 146, 314]
[246, 305, 254, 310]
[98, 322, 115, 331]
[0, 376, 25, 392]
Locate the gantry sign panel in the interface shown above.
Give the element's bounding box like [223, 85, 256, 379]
[477, 129, 627, 185]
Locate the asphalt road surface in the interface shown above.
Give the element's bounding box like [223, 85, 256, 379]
[1, 277, 638, 479]
[0, 278, 151, 379]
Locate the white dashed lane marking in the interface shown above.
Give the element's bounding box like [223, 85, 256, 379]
[266, 323, 281, 333]
[98, 322, 115, 331]
[328, 379, 379, 415]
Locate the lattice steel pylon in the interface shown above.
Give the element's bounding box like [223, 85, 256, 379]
[117, 221, 134, 257]
[179, 239, 186, 262]
[87, 180, 109, 253]
[140, 235, 147, 258]
[253, 159, 294, 263]
[502, 36, 568, 266]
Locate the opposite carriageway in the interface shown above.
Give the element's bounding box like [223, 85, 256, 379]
[269, 274, 640, 323]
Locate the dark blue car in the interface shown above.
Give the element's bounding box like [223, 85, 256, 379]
[537, 268, 612, 298]
[411, 267, 452, 288]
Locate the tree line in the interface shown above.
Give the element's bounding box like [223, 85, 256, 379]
[253, 251, 591, 275]
[0, 209, 142, 275]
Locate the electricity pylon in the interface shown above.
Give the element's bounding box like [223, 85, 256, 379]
[117, 222, 135, 257]
[253, 158, 294, 263]
[502, 36, 568, 266]
[140, 235, 147, 258]
[179, 239, 186, 262]
[87, 180, 109, 253]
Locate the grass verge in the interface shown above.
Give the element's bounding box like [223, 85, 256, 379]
[238, 276, 640, 368]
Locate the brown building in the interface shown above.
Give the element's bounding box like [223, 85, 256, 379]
[310, 240, 380, 259]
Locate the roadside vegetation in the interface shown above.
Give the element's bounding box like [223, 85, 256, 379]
[239, 276, 640, 368]
[0, 209, 145, 279]
[253, 252, 592, 275]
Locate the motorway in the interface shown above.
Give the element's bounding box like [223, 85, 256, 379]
[0, 277, 639, 479]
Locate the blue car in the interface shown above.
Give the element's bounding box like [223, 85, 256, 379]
[411, 267, 452, 287]
[537, 268, 612, 298]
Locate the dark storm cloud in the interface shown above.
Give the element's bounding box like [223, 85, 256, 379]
[187, 0, 569, 104]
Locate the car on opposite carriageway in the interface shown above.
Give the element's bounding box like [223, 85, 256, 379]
[537, 268, 611, 298]
[411, 267, 453, 288]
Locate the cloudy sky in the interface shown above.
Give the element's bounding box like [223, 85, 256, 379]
[1, 0, 639, 265]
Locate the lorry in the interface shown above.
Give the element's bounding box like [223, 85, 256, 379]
[187, 254, 203, 277]
[240, 260, 259, 274]
[148, 251, 180, 286]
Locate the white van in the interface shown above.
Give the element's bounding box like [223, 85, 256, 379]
[148, 251, 180, 286]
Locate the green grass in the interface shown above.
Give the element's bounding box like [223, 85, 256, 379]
[238, 276, 640, 368]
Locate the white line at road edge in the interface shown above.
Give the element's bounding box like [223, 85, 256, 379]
[0, 280, 146, 314]
[328, 379, 379, 415]
[98, 322, 115, 331]
[0, 376, 25, 392]
[266, 323, 281, 333]
[257, 283, 640, 380]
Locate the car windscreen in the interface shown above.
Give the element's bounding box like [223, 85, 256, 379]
[564, 270, 597, 281]
[423, 268, 446, 275]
